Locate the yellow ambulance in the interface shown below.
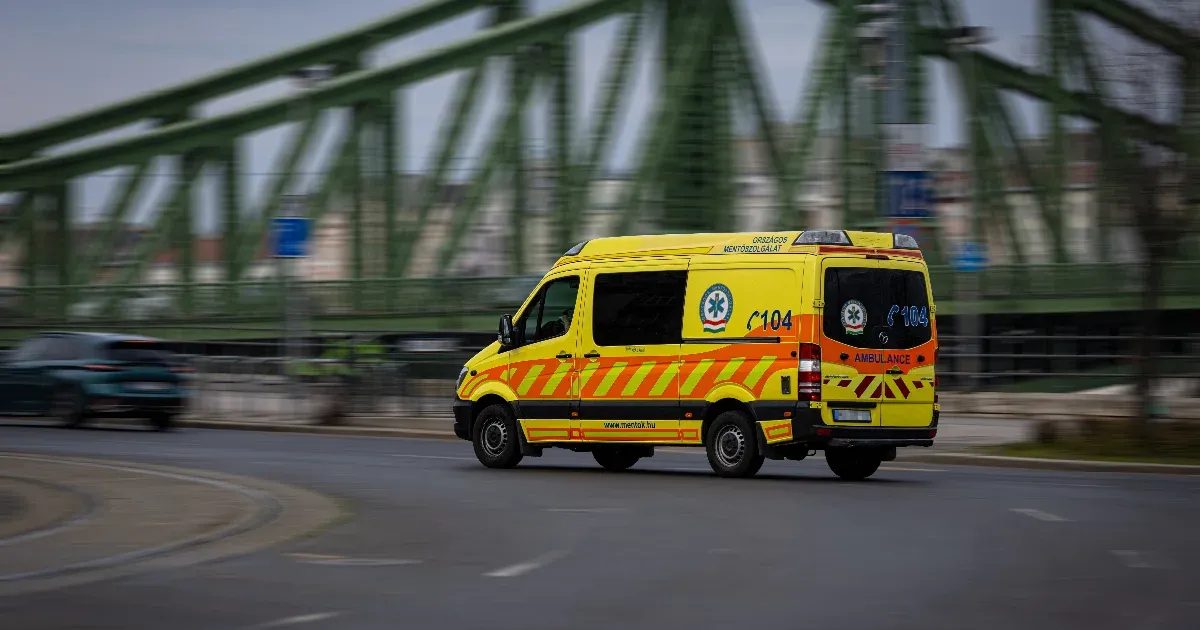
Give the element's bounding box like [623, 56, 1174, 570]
[452, 229, 939, 480]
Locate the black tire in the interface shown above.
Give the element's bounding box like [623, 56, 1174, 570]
[148, 412, 175, 432]
[471, 403, 523, 469]
[51, 386, 87, 429]
[825, 449, 882, 481]
[592, 447, 641, 472]
[704, 410, 765, 478]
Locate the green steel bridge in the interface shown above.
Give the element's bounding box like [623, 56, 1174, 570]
[0, 0, 1196, 336]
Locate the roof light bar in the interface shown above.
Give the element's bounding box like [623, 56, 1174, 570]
[563, 240, 589, 256]
[893, 234, 920, 249]
[793, 230, 852, 246]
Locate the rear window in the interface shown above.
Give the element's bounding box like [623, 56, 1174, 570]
[103, 341, 174, 366]
[823, 267, 932, 350]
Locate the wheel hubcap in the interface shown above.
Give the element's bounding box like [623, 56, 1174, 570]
[481, 419, 508, 458]
[715, 426, 745, 468]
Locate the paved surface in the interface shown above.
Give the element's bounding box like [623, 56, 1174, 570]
[0, 449, 343, 598]
[0, 425, 1197, 629]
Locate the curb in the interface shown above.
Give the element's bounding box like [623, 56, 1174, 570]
[901, 452, 1200, 475]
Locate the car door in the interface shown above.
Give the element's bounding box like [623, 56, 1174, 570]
[576, 262, 688, 443]
[506, 272, 584, 443]
[818, 257, 936, 427]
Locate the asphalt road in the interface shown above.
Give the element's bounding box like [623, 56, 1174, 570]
[0, 425, 1197, 630]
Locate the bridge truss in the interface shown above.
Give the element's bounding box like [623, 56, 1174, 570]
[0, 0, 1196, 326]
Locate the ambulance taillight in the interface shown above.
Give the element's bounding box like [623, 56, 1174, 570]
[798, 343, 821, 402]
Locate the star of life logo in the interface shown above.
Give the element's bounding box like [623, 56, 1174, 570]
[841, 300, 866, 335]
[700, 284, 733, 333]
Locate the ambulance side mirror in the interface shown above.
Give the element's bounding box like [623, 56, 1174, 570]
[499, 314, 515, 348]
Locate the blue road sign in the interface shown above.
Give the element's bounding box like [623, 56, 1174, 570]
[884, 171, 932, 219]
[272, 217, 310, 258]
[951, 241, 988, 272]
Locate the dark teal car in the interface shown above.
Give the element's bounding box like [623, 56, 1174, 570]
[0, 332, 191, 430]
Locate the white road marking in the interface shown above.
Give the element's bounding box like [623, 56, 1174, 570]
[257, 611, 342, 627]
[880, 466, 945, 472]
[1112, 550, 1155, 569]
[544, 507, 626, 513]
[389, 454, 474, 461]
[1010, 508, 1069, 522]
[484, 550, 569, 578]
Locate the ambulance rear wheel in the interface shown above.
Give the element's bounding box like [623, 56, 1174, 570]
[472, 404, 523, 469]
[592, 447, 640, 472]
[705, 411, 765, 478]
[825, 448, 882, 481]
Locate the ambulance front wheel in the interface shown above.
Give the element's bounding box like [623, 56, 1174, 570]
[705, 411, 765, 478]
[472, 404, 524, 469]
[825, 448, 882, 481]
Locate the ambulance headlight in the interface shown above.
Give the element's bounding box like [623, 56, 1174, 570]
[456, 367, 468, 391]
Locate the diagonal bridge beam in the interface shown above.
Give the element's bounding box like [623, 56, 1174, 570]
[0, 0, 637, 190]
[0, 0, 495, 161]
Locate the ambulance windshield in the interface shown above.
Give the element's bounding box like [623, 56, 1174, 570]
[823, 267, 932, 350]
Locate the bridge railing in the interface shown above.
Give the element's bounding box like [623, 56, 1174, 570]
[2, 261, 1199, 327]
[165, 332, 1199, 428]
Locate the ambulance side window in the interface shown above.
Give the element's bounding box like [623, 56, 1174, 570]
[515, 276, 580, 346]
[591, 271, 688, 346]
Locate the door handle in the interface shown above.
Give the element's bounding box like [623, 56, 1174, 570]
[584, 351, 600, 359]
[556, 351, 573, 360]
[885, 367, 902, 375]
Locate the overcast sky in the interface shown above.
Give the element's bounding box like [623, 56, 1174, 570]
[0, 0, 1144, 230]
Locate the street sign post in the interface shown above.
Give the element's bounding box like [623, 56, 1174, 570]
[272, 206, 311, 416]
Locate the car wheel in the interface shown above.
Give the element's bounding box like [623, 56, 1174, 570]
[51, 386, 86, 429]
[825, 448, 882, 481]
[705, 410, 765, 478]
[471, 404, 523, 469]
[148, 412, 175, 432]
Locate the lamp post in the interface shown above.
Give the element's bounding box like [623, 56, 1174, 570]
[281, 66, 333, 413]
[945, 25, 992, 391]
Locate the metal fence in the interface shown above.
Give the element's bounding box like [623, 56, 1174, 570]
[163, 332, 1200, 426]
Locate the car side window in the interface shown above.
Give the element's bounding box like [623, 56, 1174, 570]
[592, 270, 687, 346]
[9, 337, 50, 362]
[514, 276, 580, 347]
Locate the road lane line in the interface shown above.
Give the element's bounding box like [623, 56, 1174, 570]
[257, 611, 342, 627]
[880, 466, 945, 472]
[389, 454, 474, 461]
[1010, 508, 1069, 522]
[484, 550, 569, 578]
[545, 508, 626, 513]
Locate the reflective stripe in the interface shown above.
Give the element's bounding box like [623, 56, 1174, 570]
[743, 357, 775, 389]
[680, 359, 714, 396]
[577, 364, 599, 393]
[714, 357, 746, 383]
[516, 364, 545, 396]
[621, 361, 657, 396]
[539, 362, 572, 397]
[592, 362, 627, 397]
[648, 362, 679, 397]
